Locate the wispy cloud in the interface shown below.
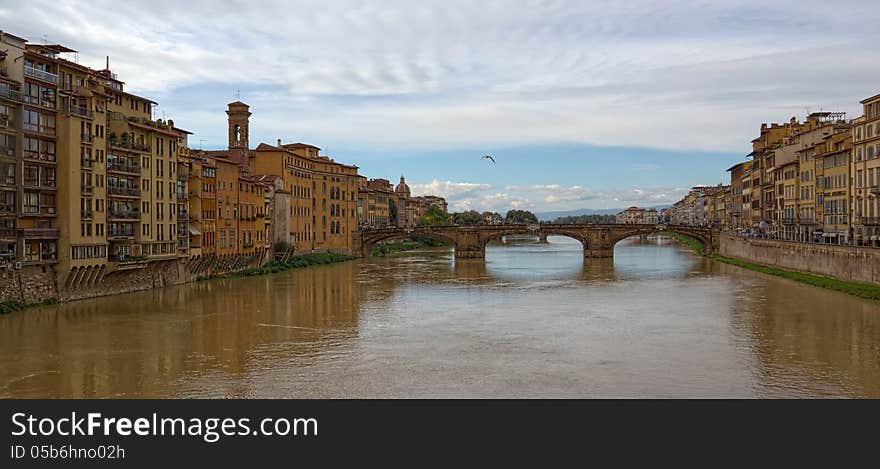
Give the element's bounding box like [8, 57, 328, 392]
[3, 0, 877, 153]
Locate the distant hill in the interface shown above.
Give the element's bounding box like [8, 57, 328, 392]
[537, 205, 670, 221]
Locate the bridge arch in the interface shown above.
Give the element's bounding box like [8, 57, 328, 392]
[357, 229, 459, 258]
[605, 225, 716, 254]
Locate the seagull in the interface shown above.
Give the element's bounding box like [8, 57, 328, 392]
[482, 155, 496, 164]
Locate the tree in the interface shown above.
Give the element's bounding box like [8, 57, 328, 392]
[418, 204, 451, 226]
[504, 209, 538, 224]
[452, 210, 483, 226]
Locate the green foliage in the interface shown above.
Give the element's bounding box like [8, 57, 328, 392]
[0, 298, 60, 315]
[553, 214, 616, 224]
[221, 252, 356, 279]
[372, 237, 447, 256]
[504, 209, 539, 224]
[418, 205, 450, 227]
[667, 232, 704, 255]
[452, 210, 483, 226]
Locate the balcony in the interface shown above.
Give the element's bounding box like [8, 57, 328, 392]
[23, 151, 56, 163]
[107, 186, 140, 198]
[108, 208, 140, 220]
[782, 217, 797, 224]
[81, 158, 94, 169]
[107, 231, 135, 240]
[106, 160, 141, 175]
[81, 185, 93, 195]
[24, 66, 59, 84]
[177, 210, 188, 220]
[0, 228, 15, 240]
[19, 227, 59, 239]
[0, 86, 23, 102]
[109, 140, 151, 153]
[0, 204, 15, 215]
[22, 123, 55, 136]
[81, 209, 93, 220]
[23, 178, 56, 191]
[860, 217, 880, 225]
[176, 191, 188, 200]
[81, 133, 93, 144]
[62, 102, 93, 120]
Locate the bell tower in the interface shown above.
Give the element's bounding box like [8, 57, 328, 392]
[227, 101, 251, 151]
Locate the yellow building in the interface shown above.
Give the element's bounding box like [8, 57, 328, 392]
[358, 178, 395, 228]
[816, 132, 851, 243]
[852, 94, 880, 246]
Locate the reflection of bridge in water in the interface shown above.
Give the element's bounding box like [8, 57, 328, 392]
[354, 224, 718, 260]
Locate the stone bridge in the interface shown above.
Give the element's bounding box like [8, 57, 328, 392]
[353, 224, 718, 259]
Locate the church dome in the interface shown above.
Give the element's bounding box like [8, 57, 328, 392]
[395, 175, 411, 195]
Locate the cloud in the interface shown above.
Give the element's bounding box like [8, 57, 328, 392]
[3, 1, 878, 153]
[409, 180, 492, 199]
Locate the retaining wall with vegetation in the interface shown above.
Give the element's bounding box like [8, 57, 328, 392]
[718, 234, 880, 286]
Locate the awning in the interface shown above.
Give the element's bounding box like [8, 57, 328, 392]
[871, 236, 878, 241]
[189, 225, 202, 236]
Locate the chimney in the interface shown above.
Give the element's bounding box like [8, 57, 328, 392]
[168, 119, 174, 129]
[106, 56, 109, 70]
[277, 138, 282, 147]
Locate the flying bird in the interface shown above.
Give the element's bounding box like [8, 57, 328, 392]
[482, 155, 496, 164]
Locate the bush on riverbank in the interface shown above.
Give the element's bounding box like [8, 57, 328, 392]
[210, 252, 356, 280]
[667, 231, 880, 301]
[0, 298, 59, 315]
[665, 232, 704, 254]
[372, 237, 447, 256]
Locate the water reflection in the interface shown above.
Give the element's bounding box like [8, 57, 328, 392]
[0, 235, 878, 398]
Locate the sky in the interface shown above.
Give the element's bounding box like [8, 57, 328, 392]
[2, 0, 879, 213]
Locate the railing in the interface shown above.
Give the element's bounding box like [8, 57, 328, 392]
[22, 123, 55, 135]
[24, 178, 56, 190]
[177, 210, 188, 220]
[0, 176, 14, 186]
[0, 145, 14, 158]
[0, 228, 15, 239]
[0, 204, 15, 214]
[0, 86, 22, 102]
[81, 210, 93, 219]
[176, 191, 188, 200]
[81, 133, 93, 143]
[859, 217, 880, 225]
[81, 158, 94, 169]
[23, 151, 56, 162]
[108, 254, 146, 263]
[107, 231, 135, 240]
[22, 206, 56, 216]
[108, 209, 140, 219]
[62, 102, 93, 119]
[109, 140, 151, 153]
[106, 160, 141, 174]
[81, 185, 93, 195]
[107, 186, 140, 197]
[24, 65, 59, 84]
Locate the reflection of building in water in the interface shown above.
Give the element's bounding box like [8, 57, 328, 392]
[0, 261, 363, 398]
[727, 264, 880, 398]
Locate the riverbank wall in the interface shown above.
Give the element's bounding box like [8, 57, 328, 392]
[0, 252, 269, 305]
[718, 234, 880, 286]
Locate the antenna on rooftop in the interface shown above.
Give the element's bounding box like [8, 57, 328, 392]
[199, 139, 206, 150]
[235, 89, 241, 100]
[42, 34, 48, 45]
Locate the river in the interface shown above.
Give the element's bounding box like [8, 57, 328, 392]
[1, 236, 879, 398]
